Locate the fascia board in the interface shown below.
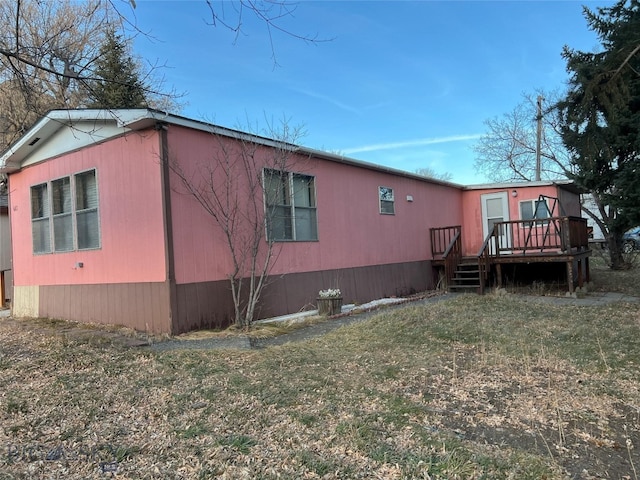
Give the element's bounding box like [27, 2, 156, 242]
[0, 109, 153, 173]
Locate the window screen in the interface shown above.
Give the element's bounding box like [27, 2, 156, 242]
[52, 177, 73, 252]
[29, 169, 100, 254]
[264, 169, 317, 241]
[75, 170, 100, 249]
[31, 183, 51, 254]
[520, 199, 550, 223]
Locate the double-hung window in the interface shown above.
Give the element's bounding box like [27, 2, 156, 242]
[31, 184, 50, 254]
[264, 169, 317, 241]
[520, 199, 550, 225]
[52, 177, 73, 252]
[379, 186, 395, 215]
[75, 170, 100, 249]
[30, 169, 100, 254]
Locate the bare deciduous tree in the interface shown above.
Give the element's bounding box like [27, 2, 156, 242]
[0, 0, 325, 153]
[0, 0, 108, 148]
[0, 0, 181, 151]
[473, 90, 573, 182]
[203, 0, 326, 65]
[473, 89, 635, 269]
[414, 167, 453, 182]
[170, 120, 308, 329]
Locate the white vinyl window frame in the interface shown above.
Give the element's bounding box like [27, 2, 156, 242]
[29, 169, 101, 254]
[519, 198, 550, 226]
[379, 186, 395, 215]
[263, 168, 318, 242]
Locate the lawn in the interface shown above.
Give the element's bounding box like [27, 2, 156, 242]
[0, 267, 639, 478]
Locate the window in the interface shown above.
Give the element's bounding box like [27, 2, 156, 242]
[264, 169, 317, 241]
[31, 183, 50, 254]
[520, 199, 550, 224]
[75, 171, 100, 249]
[30, 169, 100, 254]
[52, 177, 73, 252]
[379, 186, 395, 215]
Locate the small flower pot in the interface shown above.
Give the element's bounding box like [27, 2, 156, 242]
[317, 297, 343, 316]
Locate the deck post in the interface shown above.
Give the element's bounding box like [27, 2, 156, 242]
[585, 257, 590, 283]
[496, 264, 502, 288]
[566, 260, 574, 293]
[562, 217, 571, 252]
[577, 259, 584, 289]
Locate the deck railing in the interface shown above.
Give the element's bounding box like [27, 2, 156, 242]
[430, 225, 461, 259]
[481, 216, 589, 256]
[443, 230, 462, 289]
[477, 233, 493, 295]
[476, 216, 589, 294]
[431, 218, 589, 294]
[430, 225, 461, 289]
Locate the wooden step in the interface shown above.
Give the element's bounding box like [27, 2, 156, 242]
[458, 257, 478, 265]
[446, 257, 485, 295]
[454, 269, 479, 275]
[449, 284, 481, 292]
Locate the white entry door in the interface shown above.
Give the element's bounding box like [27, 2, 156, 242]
[481, 192, 510, 254]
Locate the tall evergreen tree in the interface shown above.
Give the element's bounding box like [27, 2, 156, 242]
[88, 29, 148, 108]
[558, 0, 640, 269]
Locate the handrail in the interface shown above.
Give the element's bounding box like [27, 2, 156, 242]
[430, 225, 461, 259]
[429, 225, 462, 290]
[442, 230, 461, 258]
[443, 230, 461, 289]
[476, 227, 494, 259]
[476, 225, 496, 295]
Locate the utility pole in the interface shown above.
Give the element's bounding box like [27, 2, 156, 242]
[535, 95, 543, 181]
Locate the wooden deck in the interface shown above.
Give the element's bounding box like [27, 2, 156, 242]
[430, 216, 591, 294]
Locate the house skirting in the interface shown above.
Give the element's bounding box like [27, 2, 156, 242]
[13, 282, 172, 334]
[12, 260, 433, 335]
[173, 260, 433, 334]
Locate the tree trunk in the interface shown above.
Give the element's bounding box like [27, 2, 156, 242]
[607, 233, 626, 270]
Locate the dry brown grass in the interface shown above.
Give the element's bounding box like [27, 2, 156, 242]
[589, 252, 640, 295]
[1, 292, 639, 479]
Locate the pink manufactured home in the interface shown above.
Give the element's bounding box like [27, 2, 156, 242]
[0, 109, 590, 334]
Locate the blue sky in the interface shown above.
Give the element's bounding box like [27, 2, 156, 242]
[129, 1, 606, 184]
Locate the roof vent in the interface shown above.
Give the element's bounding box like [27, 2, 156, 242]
[28, 137, 41, 146]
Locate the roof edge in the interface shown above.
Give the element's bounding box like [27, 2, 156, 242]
[463, 179, 579, 191]
[0, 108, 468, 188]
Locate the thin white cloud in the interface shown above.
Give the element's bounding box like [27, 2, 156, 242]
[292, 88, 361, 114]
[343, 134, 482, 155]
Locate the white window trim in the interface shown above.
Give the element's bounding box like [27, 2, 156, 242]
[379, 186, 395, 215]
[519, 198, 550, 226]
